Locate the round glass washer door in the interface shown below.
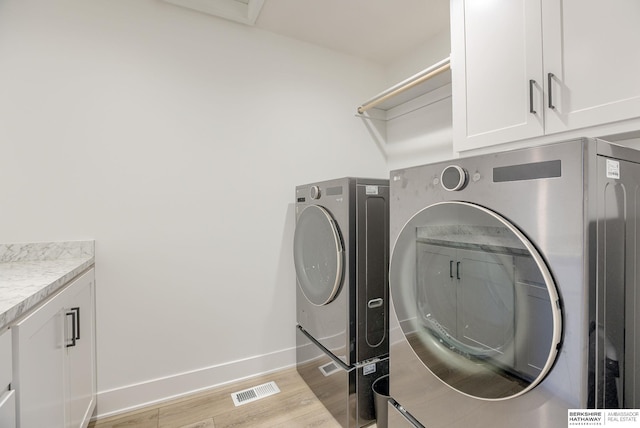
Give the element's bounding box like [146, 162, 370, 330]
[390, 201, 562, 400]
[294, 205, 344, 306]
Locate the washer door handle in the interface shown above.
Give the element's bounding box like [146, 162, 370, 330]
[368, 298, 384, 309]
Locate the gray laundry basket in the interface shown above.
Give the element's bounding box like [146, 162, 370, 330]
[372, 374, 389, 428]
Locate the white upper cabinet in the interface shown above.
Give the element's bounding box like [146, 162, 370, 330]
[452, 0, 640, 152]
[451, 0, 544, 150]
[542, 0, 640, 134]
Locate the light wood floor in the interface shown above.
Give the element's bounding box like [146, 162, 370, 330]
[89, 367, 377, 428]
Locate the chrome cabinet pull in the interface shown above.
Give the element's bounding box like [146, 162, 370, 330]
[529, 80, 536, 114]
[548, 73, 556, 109]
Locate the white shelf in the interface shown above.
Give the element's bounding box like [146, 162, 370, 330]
[357, 57, 451, 115]
[356, 57, 454, 166]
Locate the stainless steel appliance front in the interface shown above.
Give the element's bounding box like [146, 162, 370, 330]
[387, 138, 640, 427]
[294, 177, 390, 427]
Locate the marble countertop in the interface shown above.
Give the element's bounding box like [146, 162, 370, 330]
[416, 225, 529, 256]
[0, 241, 95, 330]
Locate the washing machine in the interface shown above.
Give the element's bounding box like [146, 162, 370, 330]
[294, 177, 389, 427]
[386, 138, 640, 427]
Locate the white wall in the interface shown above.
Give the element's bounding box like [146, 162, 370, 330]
[385, 29, 451, 86]
[0, 0, 389, 417]
[380, 28, 454, 171]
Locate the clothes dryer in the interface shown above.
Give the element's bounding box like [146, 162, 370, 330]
[386, 138, 640, 427]
[294, 177, 389, 427]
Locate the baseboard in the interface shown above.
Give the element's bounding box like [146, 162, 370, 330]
[94, 346, 296, 419]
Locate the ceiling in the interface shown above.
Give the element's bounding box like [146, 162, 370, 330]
[255, 0, 450, 65]
[164, 0, 451, 66]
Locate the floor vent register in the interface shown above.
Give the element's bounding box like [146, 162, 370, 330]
[231, 381, 280, 407]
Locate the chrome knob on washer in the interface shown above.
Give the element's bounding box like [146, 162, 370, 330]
[310, 185, 321, 199]
[441, 165, 468, 191]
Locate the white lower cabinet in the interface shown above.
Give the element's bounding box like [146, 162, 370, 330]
[416, 243, 516, 365]
[12, 268, 96, 428]
[0, 390, 16, 428]
[65, 276, 96, 428]
[0, 328, 16, 428]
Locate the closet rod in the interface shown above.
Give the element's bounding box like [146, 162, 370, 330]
[357, 56, 451, 114]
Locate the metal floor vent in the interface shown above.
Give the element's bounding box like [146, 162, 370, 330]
[231, 381, 280, 407]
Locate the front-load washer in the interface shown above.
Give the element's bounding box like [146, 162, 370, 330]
[386, 138, 640, 427]
[294, 177, 389, 427]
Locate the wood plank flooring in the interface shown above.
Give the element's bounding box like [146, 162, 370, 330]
[89, 367, 377, 428]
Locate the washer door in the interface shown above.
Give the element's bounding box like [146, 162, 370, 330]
[390, 201, 562, 400]
[294, 205, 344, 306]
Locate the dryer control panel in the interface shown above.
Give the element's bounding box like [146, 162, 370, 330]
[441, 165, 468, 191]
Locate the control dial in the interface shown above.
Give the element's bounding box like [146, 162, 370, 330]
[310, 185, 321, 200]
[441, 165, 468, 191]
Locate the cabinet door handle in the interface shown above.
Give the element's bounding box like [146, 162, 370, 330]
[66, 310, 77, 348]
[456, 261, 461, 280]
[449, 260, 454, 278]
[70, 307, 80, 340]
[548, 73, 556, 110]
[529, 80, 536, 114]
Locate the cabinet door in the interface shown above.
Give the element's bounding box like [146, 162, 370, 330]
[416, 243, 516, 363]
[416, 243, 457, 338]
[64, 271, 96, 428]
[0, 390, 16, 428]
[13, 269, 96, 428]
[451, 0, 544, 151]
[12, 294, 66, 428]
[457, 249, 515, 364]
[542, 0, 640, 134]
[0, 329, 15, 428]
